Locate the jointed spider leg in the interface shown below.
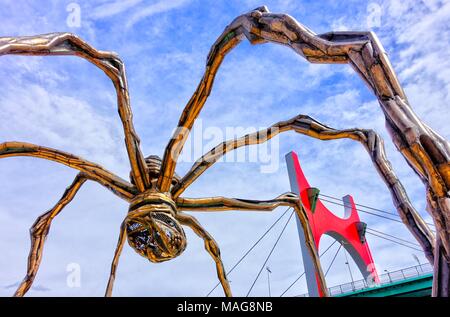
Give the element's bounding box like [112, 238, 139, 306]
[105, 221, 127, 297]
[157, 5, 363, 191]
[176, 193, 328, 296]
[175, 212, 232, 297]
[14, 173, 87, 297]
[160, 6, 447, 281]
[0, 33, 149, 191]
[0, 141, 137, 201]
[173, 114, 435, 264]
[157, 11, 247, 192]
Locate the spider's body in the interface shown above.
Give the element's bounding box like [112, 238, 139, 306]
[125, 155, 187, 262]
[126, 190, 186, 263]
[130, 155, 181, 188]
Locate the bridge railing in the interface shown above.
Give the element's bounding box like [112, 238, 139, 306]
[297, 263, 433, 297]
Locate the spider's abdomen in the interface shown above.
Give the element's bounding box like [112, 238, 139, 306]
[126, 192, 187, 263]
[129, 155, 181, 187]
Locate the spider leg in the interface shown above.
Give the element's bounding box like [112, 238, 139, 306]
[105, 220, 127, 297]
[176, 193, 328, 296]
[14, 173, 87, 297]
[172, 114, 435, 264]
[156, 5, 392, 192]
[175, 212, 232, 297]
[157, 10, 248, 192]
[0, 33, 149, 191]
[157, 5, 445, 277]
[0, 141, 137, 200]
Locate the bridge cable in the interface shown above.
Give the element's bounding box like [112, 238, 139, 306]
[245, 210, 295, 297]
[280, 273, 306, 298]
[319, 193, 435, 228]
[279, 239, 338, 297]
[319, 193, 402, 217]
[206, 206, 291, 296]
[319, 197, 416, 225]
[366, 227, 422, 247]
[324, 244, 343, 277]
[366, 231, 424, 252]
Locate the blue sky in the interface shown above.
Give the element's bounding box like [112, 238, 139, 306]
[0, 0, 449, 296]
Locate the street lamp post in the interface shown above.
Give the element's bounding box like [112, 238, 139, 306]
[342, 241, 355, 290]
[266, 267, 272, 297]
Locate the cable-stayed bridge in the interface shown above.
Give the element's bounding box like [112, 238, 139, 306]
[206, 200, 433, 297]
[205, 152, 435, 298]
[300, 263, 432, 297]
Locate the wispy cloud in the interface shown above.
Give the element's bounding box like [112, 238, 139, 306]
[89, 0, 144, 19]
[126, 0, 191, 29]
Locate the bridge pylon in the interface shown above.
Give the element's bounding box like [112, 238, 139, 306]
[286, 151, 380, 297]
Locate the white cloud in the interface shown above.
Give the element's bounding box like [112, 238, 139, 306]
[89, 0, 143, 19]
[125, 0, 191, 29]
[0, 68, 130, 175]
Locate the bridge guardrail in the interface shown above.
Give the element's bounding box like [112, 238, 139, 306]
[296, 262, 433, 297]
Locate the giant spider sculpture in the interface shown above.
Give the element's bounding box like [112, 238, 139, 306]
[1, 6, 449, 296]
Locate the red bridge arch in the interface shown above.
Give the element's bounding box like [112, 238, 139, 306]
[286, 151, 379, 296]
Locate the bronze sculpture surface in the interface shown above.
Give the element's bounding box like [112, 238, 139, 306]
[1, 6, 448, 296]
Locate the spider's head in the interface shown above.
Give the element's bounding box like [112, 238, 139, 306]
[126, 193, 187, 263]
[129, 155, 181, 188]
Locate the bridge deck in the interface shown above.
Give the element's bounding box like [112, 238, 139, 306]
[337, 273, 432, 297]
[296, 263, 433, 297]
